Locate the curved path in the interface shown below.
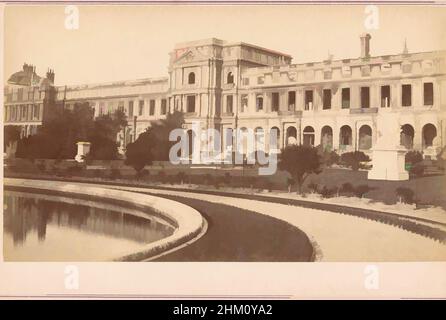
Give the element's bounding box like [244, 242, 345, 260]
[5, 178, 446, 261]
[106, 185, 446, 262]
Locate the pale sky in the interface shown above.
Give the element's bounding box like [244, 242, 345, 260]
[4, 4, 446, 86]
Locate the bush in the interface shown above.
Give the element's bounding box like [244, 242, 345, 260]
[396, 187, 415, 204]
[109, 168, 121, 180]
[136, 169, 150, 180]
[409, 163, 425, 177]
[91, 169, 103, 178]
[157, 170, 167, 183]
[405, 150, 423, 165]
[36, 162, 46, 172]
[204, 173, 214, 186]
[321, 151, 340, 167]
[320, 185, 336, 198]
[65, 165, 83, 176]
[340, 151, 371, 171]
[307, 182, 319, 194]
[176, 171, 187, 184]
[354, 184, 371, 198]
[223, 172, 232, 185]
[340, 182, 354, 194]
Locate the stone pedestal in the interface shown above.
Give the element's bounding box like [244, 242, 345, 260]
[75, 142, 91, 162]
[368, 147, 409, 181]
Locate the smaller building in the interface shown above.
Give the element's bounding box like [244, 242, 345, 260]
[4, 63, 58, 137]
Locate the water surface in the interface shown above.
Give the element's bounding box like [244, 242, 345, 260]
[3, 190, 175, 261]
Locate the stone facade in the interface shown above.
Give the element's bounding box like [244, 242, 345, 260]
[4, 36, 446, 158]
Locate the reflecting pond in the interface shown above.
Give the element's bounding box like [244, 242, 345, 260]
[3, 190, 175, 261]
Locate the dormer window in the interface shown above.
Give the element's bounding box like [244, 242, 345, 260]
[227, 72, 234, 84]
[188, 72, 195, 84]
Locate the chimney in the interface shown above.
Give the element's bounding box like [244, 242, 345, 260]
[46, 68, 55, 84]
[360, 33, 372, 58]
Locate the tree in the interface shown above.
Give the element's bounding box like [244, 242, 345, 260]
[145, 111, 184, 161]
[278, 144, 323, 194]
[124, 111, 184, 175]
[340, 151, 371, 171]
[4, 126, 21, 153]
[16, 102, 95, 159]
[124, 129, 152, 174]
[88, 109, 127, 160]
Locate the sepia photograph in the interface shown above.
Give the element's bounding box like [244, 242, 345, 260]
[1, 2, 446, 300]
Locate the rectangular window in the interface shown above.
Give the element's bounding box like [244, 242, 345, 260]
[323, 89, 331, 110]
[402, 84, 412, 107]
[257, 77, 264, 85]
[271, 92, 279, 112]
[108, 102, 114, 114]
[342, 88, 350, 109]
[187, 95, 196, 113]
[256, 95, 264, 111]
[241, 95, 248, 112]
[381, 85, 391, 108]
[161, 99, 167, 115]
[138, 100, 144, 115]
[361, 87, 370, 109]
[288, 91, 296, 111]
[226, 95, 233, 114]
[304, 90, 313, 110]
[243, 78, 250, 86]
[149, 100, 155, 115]
[118, 101, 125, 113]
[424, 82, 434, 106]
[17, 88, 23, 101]
[27, 104, 32, 120]
[128, 101, 134, 117]
[33, 104, 40, 119]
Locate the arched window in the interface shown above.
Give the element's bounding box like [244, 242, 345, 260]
[227, 72, 234, 84]
[188, 72, 195, 84]
[339, 125, 352, 150]
[303, 126, 315, 147]
[254, 127, 264, 152]
[422, 123, 437, 148]
[400, 124, 414, 149]
[286, 126, 297, 145]
[358, 125, 372, 150]
[270, 127, 280, 150]
[321, 126, 333, 152]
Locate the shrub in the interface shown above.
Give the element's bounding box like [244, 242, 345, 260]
[307, 182, 319, 194]
[340, 151, 371, 171]
[36, 163, 46, 172]
[204, 173, 214, 186]
[410, 163, 425, 178]
[405, 150, 423, 165]
[223, 172, 231, 185]
[354, 184, 371, 198]
[321, 150, 340, 167]
[176, 171, 186, 184]
[109, 168, 121, 180]
[91, 169, 103, 178]
[66, 165, 83, 176]
[340, 182, 354, 194]
[396, 187, 415, 204]
[137, 169, 150, 180]
[320, 185, 336, 198]
[157, 170, 166, 183]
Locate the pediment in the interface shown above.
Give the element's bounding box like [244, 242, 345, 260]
[174, 48, 209, 64]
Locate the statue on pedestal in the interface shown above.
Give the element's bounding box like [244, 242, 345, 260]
[368, 113, 409, 181]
